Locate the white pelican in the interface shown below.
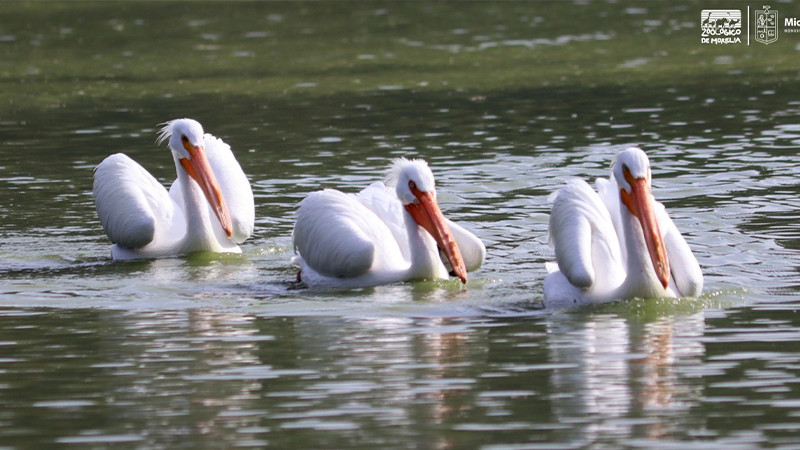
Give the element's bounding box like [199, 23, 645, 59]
[544, 147, 702, 305]
[292, 158, 485, 288]
[93, 118, 254, 260]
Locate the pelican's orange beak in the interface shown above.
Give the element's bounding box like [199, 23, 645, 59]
[179, 141, 233, 238]
[620, 170, 670, 289]
[404, 184, 467, 284]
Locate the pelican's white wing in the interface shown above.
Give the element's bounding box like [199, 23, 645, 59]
[444, 220, 485, 272]
[355, 182, 410, 259]
[548, 179, 624, 290]
[293, 188, 403, 278]
[655, 204, 704, 297]
[93, 153, 175, 249]
[596, 176, 627, 264]
[204, 133, 254, 244]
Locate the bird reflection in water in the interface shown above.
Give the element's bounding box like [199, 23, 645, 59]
[547, 312, 706, 442]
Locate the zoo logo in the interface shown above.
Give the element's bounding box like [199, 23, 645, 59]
[755, 5, 778, 44]
[701, 9, 742, 44]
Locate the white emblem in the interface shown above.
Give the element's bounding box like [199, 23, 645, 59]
[755, 6, 778, 44]
[700, 10, 742, 44]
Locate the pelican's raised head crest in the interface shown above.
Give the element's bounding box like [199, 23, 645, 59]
[157, 118, 206, 158]
[385, 158, 436, 205]
[612, 147, 651, 192]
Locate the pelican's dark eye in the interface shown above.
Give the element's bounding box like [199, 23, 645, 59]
[181, 135, 189, 143]
[408, 180, 417, 190]
[621, 163, 630, 174]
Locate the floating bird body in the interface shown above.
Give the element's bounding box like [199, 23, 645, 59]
[93, 119, 254, 260]
[544, 147, 702, 305]
[292, 158, 485, 288]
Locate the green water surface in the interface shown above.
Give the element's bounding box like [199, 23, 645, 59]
[2, 1, 800, 448]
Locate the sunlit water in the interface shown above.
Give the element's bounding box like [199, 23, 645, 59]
[2, 2, 800, 448]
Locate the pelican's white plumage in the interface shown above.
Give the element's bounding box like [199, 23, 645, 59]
[544, 147, 702, 305]
[292, 158, 485, 288]
[93, 118, 254, 260]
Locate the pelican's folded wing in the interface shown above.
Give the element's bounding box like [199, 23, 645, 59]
[204, 133, 254, 244]
[596, 176, 626, 258]
[93, 153, 173, 249]
[293, 189, 382, 278]
[445, 220, 485, 272]
[549, 179, 623, 289]
[355, 182, 411, 259]
[655, 204, 704, 297]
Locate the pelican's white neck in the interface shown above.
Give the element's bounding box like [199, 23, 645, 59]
[403, 210, 449, 281]
[174, 158, 214, 247]
[615, 204, 668, 299]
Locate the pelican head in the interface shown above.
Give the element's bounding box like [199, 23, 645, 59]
[613, 147, 669, 288]
[386, 158, 467, 284]
[387, 158, 437, 204]
[157, 118, 205, 158]
[612, 147, 651, 192]
[157, 118, 233, 238]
